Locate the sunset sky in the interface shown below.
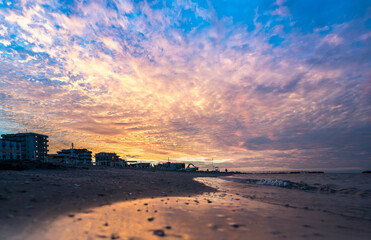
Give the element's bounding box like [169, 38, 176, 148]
[0, 0, 370, 171]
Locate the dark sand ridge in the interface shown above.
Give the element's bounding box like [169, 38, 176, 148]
[0, 167, 221, 235]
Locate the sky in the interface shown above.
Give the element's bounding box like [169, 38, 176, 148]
[0, 0, 370, 171]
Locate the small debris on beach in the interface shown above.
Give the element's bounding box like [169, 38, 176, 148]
[95, 234, 108, 238]
[230, 223, 240, 228]
[110, 233, 120, 239]
[68, 214, 75, 217]
[147, 217, 155, 221]
[165, 226, 172, 229]
[208, 224, 218, 230]
[104, 222, 109, 226]
[153, 229, 165, 237]
[207, 200, 212, 203]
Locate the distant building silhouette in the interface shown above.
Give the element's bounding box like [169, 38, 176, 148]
[1, 132, 48, 161]
[47, 153, 78, 165]
[155, 162, 185, 170]
[56, 148, 92, 165]
[95, 152, 125, 167]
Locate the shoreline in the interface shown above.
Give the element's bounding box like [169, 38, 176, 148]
[9, 175, 371, 240]
[0, 167, 221, 236]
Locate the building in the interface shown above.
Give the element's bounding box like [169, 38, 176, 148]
[128, 162, 152, 168]
[1, 133, 48, 161]
[56, 147, 92, 165]
[95, 152, 125, 167]
[155, 162, 185, 170]
[47, 153, 78, 165]
[0, 139, 22, 161]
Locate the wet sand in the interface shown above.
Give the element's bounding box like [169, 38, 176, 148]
[11, 177, 371, 240]
[0, 167, 219, 239]
[2, 169, 370, 239]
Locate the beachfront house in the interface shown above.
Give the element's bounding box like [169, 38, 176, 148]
[47, 153, 78, 165]
[56, 147, 92, 165]
[95, 152, 125, 167]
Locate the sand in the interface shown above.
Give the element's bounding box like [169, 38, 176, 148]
[0, 167, 219, 238]
[2, 168, 370, 240]
[20, 190, 371, 240]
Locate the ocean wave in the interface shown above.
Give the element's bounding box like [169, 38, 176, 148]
[223, 178, 371, 198]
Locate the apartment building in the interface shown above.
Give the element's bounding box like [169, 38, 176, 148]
[57, 148, 92, 165]
[1, 133, 48, 161]
[95, 152, 124, 167]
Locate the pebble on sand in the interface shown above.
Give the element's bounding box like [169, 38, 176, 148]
[230, 223, 240, 228]
[111, 233, 120, 239]
[153, 229, 165, 237]
[208, 224, 218, 230]
[148, 217, 155, 221]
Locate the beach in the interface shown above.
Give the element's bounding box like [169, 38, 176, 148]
[1, 168, 371, 240]
[0, 167, 218, 239]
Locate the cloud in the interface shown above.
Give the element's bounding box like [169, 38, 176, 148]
[0, 0, 370, 170]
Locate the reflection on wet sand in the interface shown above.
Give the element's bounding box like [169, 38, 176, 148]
[19, 177, 371, 240]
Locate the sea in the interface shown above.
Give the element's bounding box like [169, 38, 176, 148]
[206, 173, 371, 220]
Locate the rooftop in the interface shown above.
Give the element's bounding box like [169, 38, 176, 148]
[1, 132, 48, 138]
